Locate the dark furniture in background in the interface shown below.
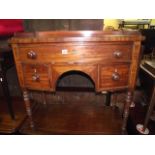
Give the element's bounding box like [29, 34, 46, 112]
[137, 60, 155, 134]
[140, 29, 155, 59]
[134, 29, 155, 134]
[0, 49, 15, 119]
[24, 19, 103, 31]
[119, 19, 151, 29]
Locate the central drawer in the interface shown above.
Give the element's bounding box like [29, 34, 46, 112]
[18, 43, 132, 63]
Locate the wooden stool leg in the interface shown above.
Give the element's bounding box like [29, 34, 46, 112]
[23, 90, 34, 129]
[143, 87, 155, 130]
[122, 91, 132, 134]
[136, 86, 155, 134]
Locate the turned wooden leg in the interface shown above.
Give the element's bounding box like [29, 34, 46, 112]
[136, 86, 155, 134]
[23, 90, 34, 128]
[143, 86, 155, 130]
[122, 91, 132, 134]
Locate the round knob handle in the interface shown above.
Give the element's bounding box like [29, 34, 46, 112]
[32, 74, 40, 81]
[27, 51, 37, 59]
[113, 51, 122, 58]
[112, 72, 120, 81]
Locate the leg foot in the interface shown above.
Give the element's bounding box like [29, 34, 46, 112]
[130, 102, 135, 108]
[136, 124, 149, 134]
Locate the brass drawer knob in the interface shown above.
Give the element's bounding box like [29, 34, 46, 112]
[112, 72, 120, 81]
[113, 51, 122, 58]
[27, 51, 37, 59]
[32, 74, 40, 81]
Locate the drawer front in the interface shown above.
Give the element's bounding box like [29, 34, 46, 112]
[18, 43, 132, 63]
[99, 64, 130, 90]
[22, 64, 51, 90]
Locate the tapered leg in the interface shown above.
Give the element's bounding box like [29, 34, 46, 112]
[122, 91, 132, 134]
[23, 90, 34, 128]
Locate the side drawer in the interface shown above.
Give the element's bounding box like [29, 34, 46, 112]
[98, 64, 130, 90]
[22, 64, 51, 90]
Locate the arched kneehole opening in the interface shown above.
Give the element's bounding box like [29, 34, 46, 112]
[56, 71, 95, 90]
[54, 70, 105, 105]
